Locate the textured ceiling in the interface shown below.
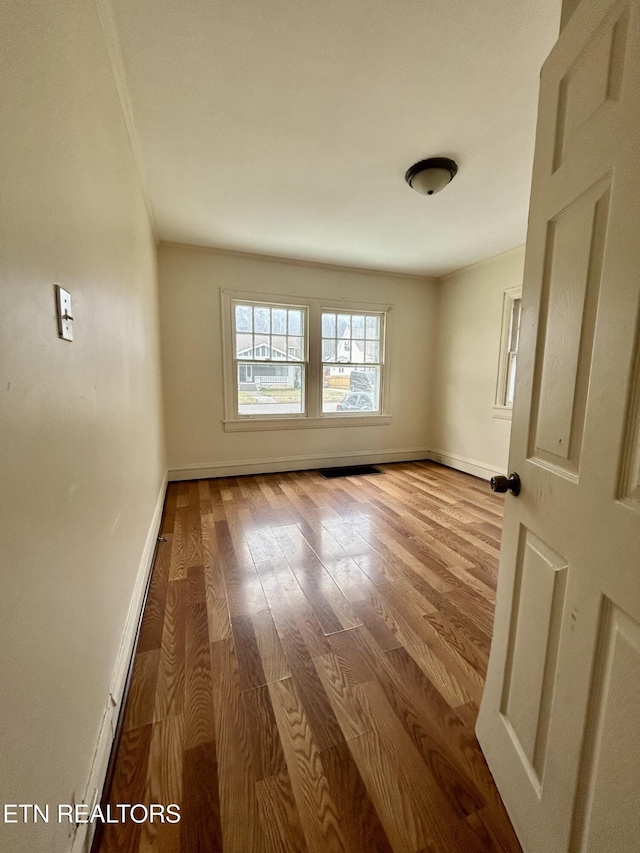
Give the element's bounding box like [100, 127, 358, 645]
[108, 0, 560, 276]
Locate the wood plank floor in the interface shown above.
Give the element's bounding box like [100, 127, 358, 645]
[96, 461, 521, 853]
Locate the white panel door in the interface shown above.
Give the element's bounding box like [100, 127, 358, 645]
[476, 1, 640, 851]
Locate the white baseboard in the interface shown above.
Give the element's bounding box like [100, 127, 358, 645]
[426, 449, 505, 481]
[69, 474, 168, 853]
[169, 447, 431, 481]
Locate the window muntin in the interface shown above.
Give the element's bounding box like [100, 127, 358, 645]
[233, 301, 307, 416]
[321, 310, 384, 414]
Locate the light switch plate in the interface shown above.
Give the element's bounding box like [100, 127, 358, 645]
[55, 284, 74, 341]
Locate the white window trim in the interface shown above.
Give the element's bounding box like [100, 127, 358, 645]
[221, 289, 392, 431]
[493, 285, 522, 420]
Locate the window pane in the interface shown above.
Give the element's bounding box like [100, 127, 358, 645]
[238, 363, 253, 382]
[287, 336, 303, 360]
[365, 341, 379, 363]
[510, 298, 522, 350]
[288, 309, 303, 336]
[253, 334, 270, 359]
[235, 304, 253, 332]
[254, 306, 270, 333]
[236, 333, 253, 358]
[322, 366, 380, 413]
[237, 363, 304, 415]
[337, 314, 351, 338]
[349, 339, 365, 363]
[336, 339, 350, 362]
[352, 315, 365, 339]
[272, 335, 287, 357]
[322, 339, 336, 362]
[322, 312, 336, 337]
[365, 315, 379, 340]
[272, 308, 287, 334]
[506, 353, 517, 404]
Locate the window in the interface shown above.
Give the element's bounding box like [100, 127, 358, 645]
[221, 290, 390, 430]
[494, 286, 522, 419]
[321, 311, 383, 413]
[233, 301, 307, 416]
[504, 298, 521, 405]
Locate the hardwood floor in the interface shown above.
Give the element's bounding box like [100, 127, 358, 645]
[96, 461, 521, 853]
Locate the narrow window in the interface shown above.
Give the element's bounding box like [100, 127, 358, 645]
[505, 297, 522, 405]
[494, 286, 522, 418]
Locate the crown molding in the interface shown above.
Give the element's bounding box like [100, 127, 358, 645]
[159, 240, 437, 282]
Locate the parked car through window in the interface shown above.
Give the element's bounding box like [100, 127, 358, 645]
[336, 392, 375, 412]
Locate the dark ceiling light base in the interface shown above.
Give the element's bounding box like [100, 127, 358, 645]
[405, 157, 458, 195]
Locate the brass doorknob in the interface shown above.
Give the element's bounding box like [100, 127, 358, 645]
[490, 472, 521, 496]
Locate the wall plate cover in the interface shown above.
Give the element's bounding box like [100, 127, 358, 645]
[55, 284, 74, 341]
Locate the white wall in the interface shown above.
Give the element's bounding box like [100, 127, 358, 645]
[0, 4, 166, 852]
[159, 244, 437, 477]
[430, 247, 526, 478]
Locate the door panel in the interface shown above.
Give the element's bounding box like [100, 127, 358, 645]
[477, 0, 640, 850]
[570, 602, 640, 853]
[619, 326, 640, 503]
[554, 5, 629, 170]
[500, 530, 568, 784]
[531, 179, 609, 475]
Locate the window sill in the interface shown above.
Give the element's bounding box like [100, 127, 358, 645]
[492, 405, 513, 421]
[223, 414, 392, 432]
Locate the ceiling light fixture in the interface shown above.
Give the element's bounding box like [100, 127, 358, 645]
[405, 157, 458, 196]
